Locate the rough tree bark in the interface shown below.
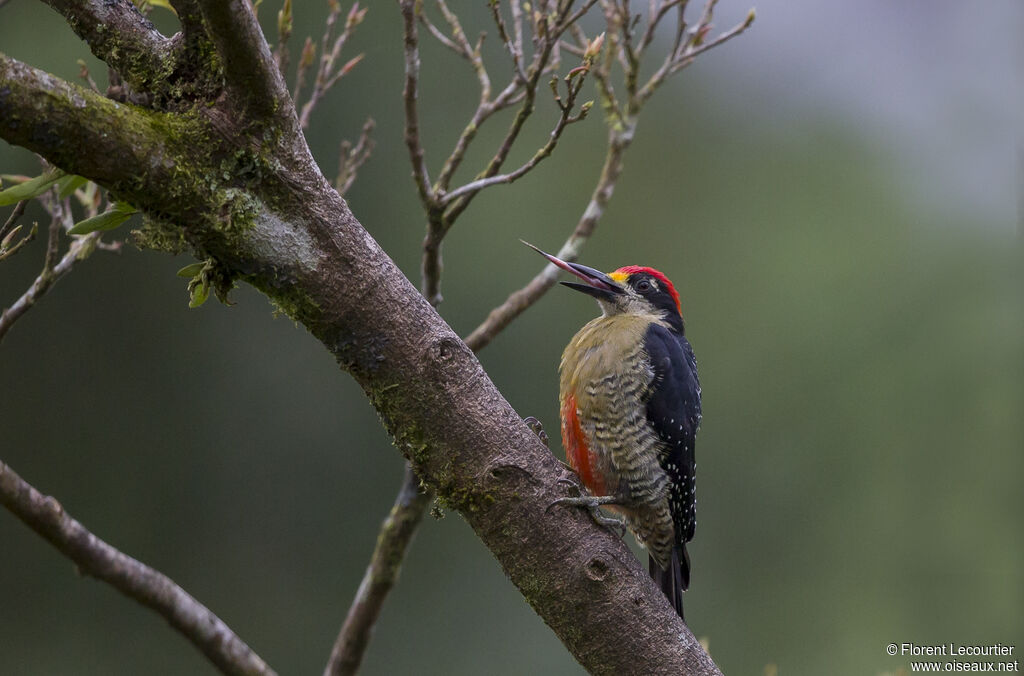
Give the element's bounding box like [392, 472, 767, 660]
[0, 1, 732, 673]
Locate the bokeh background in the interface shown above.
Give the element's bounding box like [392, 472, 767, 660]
[1, 1, 1021, 674]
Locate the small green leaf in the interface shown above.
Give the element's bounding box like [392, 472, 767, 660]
[56, 175, 89, 199]
[0, 169, 65, 206]
[189, 279, 210, 308]
[176, 262, 206, 278]
[68, 201, 137, 235]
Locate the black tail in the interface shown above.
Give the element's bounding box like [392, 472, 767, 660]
[649, 545, 689, 621]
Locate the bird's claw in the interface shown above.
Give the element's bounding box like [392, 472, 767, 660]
[555, 476, 581, 493]
[547, 483, 626, 536]
[523, 416, 549, 448]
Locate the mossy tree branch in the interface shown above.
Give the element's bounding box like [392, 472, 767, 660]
[40, 0, 171, 92]
[0, 55, 200, 208]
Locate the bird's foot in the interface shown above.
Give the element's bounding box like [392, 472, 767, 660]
[548, 478, 626, 536]
[523, 416, 549, 448]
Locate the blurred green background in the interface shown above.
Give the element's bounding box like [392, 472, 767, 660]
[1, 1, 1021, 674]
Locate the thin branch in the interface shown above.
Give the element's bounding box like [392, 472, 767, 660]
[1, 182, 122, 342]
[0, 458, 275, 676]
[323, 464, 430, 676]
[438, 0, 587, 227]
[635, 0, 753, 105]
[435, 0, 490, 102]
[639, 0, 687, 52]
[0, 223, 37, 262]
[399, 0, 434, 210]
[0, 224, 101, 345]
[76, 59, 101, 93]
[432, 81, 524, 195]
[196, 0, 296, 128]
[335, 119, 376, 197]
[0, 200, 28, 241]
[671, 9, 754, 70]
[297, 2, 367, 131]
[40, 0, 171, 91]
[438, 69, 593, 207]
[292, 37, 316, 105]
[488, 1, 528, 84]
[273, 0, 293, 80]
[418, 10, 464, 56]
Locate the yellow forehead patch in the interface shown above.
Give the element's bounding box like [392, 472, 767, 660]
[608, 271, 629, 283]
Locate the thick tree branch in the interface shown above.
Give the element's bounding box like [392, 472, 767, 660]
[40, 0, 171, 91]
[0, 458, 275, 676]
[0, 55, 210, 212]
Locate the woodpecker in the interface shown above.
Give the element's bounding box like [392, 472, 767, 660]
[527, 242, 701, 620]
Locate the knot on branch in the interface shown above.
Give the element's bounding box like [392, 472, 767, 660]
[430, 335, 464, 363]
[586, 557, 610, 582]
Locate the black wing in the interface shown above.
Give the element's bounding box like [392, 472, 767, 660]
[644, 323, 701, 548]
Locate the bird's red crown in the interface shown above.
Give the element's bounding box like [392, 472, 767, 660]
[610, 266, 681, 313]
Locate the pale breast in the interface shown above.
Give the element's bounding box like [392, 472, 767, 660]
[559, 314, 657, 402]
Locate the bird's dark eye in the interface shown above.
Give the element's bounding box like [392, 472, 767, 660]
[636, 280, 651, 292]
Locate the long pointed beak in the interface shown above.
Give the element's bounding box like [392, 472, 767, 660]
[522, 240, 623, 301]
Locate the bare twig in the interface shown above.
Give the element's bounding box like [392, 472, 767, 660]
[0, 200, 99, 343]
[440, 0, 585, 224]
[636, 0, 754, 105]
[297, 2, 367, 131]
[76, 59, 102, 93]
[292, 37, 316, 104]
[399, 0, 434, 210]
[438, 69, 593, 206]
[323, 464, 430, 676]
[412, 0, 601, 307]
[0, 458, 275, 676]
[434, 0, 490, 101]
[418, 10, 462, 56]
[0, 200, 28, 241]
[273, 0, 293, 80]
[0, 223, 38, 262]
[335, 118, 376, 196]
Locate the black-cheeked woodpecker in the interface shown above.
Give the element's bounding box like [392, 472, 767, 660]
[528, 243, 702, 621]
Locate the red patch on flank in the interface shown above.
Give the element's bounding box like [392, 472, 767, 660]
[613, 265, 681, 313]
[561, 392, 606, 495]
